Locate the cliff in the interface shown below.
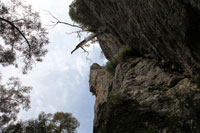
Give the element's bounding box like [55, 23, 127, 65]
[85, 0, 200, 132]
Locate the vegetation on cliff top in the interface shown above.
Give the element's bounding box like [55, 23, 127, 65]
[69, 0, 101, 32]
[104, 47, 134, 75]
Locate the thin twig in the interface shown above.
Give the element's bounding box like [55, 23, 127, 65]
[81, 47, 89, 54]
[43, 10, 83, 29]
[65, 30, 83, 35]
[66, 30, 83, 41]
[42, 10, 103, 56]
[71, 31, 104, 54]
[11, 18, 25, 23]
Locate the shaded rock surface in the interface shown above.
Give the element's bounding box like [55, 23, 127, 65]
[85, 0, 200, 75]
[90, 58, 200, 133]
[86, 0, 200, 132]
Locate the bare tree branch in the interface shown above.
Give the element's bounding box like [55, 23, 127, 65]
[71, 30, 105, 54]
[43, 10, 83, 29]
[66, 30, 84, 41]
[43, 10, 107, 55]
[0, 17, 32, 58]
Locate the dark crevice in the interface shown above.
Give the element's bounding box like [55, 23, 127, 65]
[185, 5, 200, 62]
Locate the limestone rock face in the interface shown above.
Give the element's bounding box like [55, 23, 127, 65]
[97, 33, 122, 60]
[89, 63, 112, 130]
[86, 0, 200, 132]
[90, 58, 200, 132]
[85, 0, 200, 75]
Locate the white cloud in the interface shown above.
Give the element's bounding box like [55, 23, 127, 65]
[1, 0, 107, 132]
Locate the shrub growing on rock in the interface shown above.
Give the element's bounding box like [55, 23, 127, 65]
[69, 0, 101, 32]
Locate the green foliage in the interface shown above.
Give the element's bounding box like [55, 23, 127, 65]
[69, 0, 101, 31]
[52, 112, 80, 133]
[0, 0, 49, 127]
[106, 92, 122, 108]
[104, 47, 134, 75]
[2, 112, 80, 133]
[104, 57, 118, 76]
[0, 0, 49, 73]
[98, 90, 200, 132]
[118, 46, 134, 60]
[99, 92, 123, 133]
[0, 77, 31, 127]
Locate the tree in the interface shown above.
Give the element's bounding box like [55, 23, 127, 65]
[1, 121, 23, 133]
[0, 0, 49, 73]
[0, 0, 49, 127]
[46, 0, 105, 54]
[0, 77, 31, 127]
[52, 112, 80, 133]
[69, 0, 101, 32]
[2, 112, 80, 133]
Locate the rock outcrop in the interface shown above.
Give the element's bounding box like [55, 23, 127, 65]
[85, 0, 200, 75]
[86, 0, 200, 132]
[90, 58, 200, 132]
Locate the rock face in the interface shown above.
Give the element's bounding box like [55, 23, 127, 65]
[90, 58, 200, 133]
[85, 0, 200, 75]
[86, 0, 200, 132]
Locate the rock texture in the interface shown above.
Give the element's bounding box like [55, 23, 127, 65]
[85, 0, 200, 75]
[86, 0, 200, 132]
[90, 63, 113, 130]
[90, 58, 200, 133]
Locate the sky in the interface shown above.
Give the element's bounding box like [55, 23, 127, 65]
[1, 0, 106, 133]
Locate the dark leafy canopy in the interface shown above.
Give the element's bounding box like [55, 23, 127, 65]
[0, 0, 49, 128]
[69, 0, 101, 32]
[0, 0, 49, 74]
[0, 77, 31, 127]
[2, 112, 80, 133]
[52, 112, 80, 133]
